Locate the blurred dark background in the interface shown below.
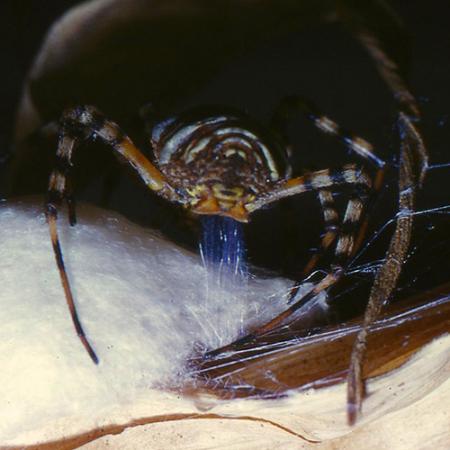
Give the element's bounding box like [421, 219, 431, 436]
[0, 0, 448, 321]
[0, 1, 448, 163]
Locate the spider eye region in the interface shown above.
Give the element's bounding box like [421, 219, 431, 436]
[185, 183, 253, 222]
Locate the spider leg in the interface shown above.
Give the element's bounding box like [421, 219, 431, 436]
[46, 105, 176, 364]
[272, 96, 386, 285]
[347, 113, 423, 424]
[285, 189, 340, 306]
[301, 189, 340, 278]
[248, 164, 372, 212]
[337, 9, 429, 423]
[295, 176, 383, 282]
[337, 2, 428, 180]
[245, 165, 372, 334]
[302, 169, 384, 280]
[348, 19, 428, 185]
[272, 95, 385, 170]
[271, 192, 367, 331]
[46, 132, 98, 362]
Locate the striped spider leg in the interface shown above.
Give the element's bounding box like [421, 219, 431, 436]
[243, 163, 378, 337]
[339, 8, 429, 423]
[304, 23, 430, 422]
[46, 105, 179, 363]
[271, 95, 386, 299]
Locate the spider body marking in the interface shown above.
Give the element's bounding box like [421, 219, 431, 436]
[149, 107, 290, 222]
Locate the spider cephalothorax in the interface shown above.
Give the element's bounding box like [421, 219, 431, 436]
[150, 108, 289, 221]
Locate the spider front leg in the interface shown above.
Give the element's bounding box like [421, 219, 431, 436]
[46, 105, 176, 364]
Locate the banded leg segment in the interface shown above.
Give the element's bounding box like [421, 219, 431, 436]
[337, 2, 428, 180]
[246, 165, 372, 334]
[46, 131, 99, 362]
[334, 193, 366, 264]
[301, 189, 340, 278]
[47, 205, 99, 363]
[289, 188, 367, 304]
[62, 106, 172, 194]
[345, 16, 428, 188]
[46, 105, 175, 363]
[272, 95, 386, 170]
[347, 113, 423, 424]
[248, 164, 372, 212]
[339, 8, 429, 423]
[287, 192, 367, 322]
[272, 97, 386, 286]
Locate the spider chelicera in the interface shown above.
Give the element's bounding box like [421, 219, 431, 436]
[46, 96, 386, 365]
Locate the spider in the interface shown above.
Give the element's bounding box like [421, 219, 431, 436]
[46, 97, 386, 365]
[43, 2, 429, 427]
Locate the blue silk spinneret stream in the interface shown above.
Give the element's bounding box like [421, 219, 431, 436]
[199, 216, 248, 290]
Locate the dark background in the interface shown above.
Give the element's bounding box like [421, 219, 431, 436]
[0, 1, 448, 162]
[0, 0, 448, 320]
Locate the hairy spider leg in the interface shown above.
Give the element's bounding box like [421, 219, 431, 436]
[271, 95, 386, 291]
[300, 189, 340, 278]
[347, 113, 426, 424]
[341, 12, 429, 424]
[345, 10, 428, 183]
[272, 95, 386, 169]
[359, 32, 428, 179]
[299, 169, 384, 284]
[46, 105, 175, 364]
[208, 165, 369, 340]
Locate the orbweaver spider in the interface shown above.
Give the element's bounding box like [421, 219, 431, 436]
[43, 6, 429, 426]
[47, 97, 385, 365]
